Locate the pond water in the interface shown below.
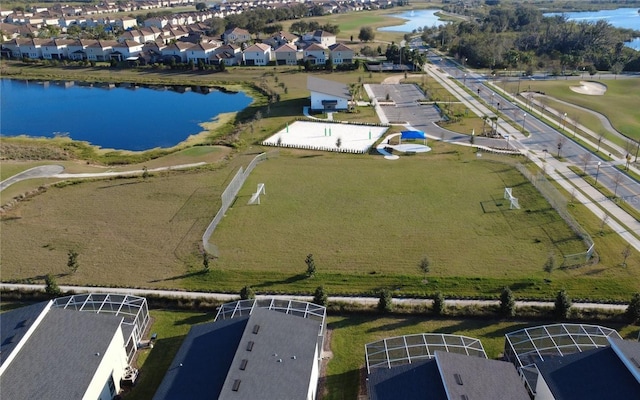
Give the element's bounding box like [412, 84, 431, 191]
[544, 8, 640, 50]
[0, 79, 253, 151]
[378, 9, 448, 32]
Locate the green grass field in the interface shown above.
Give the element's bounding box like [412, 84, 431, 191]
[2, 143, 638, 300]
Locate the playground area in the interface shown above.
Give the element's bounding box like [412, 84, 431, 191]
[377, 131, 432, 160]
[261, 121, 388, 153]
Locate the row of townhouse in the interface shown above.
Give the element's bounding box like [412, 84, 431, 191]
[3, 10, 217, 32]
[1, 36, 355, 66]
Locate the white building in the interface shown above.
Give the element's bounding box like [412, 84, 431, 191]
[307, 75, 350, 111]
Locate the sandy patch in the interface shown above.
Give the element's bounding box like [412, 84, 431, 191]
[570, 81, 607, 95]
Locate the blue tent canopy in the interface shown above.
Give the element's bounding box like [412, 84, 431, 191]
[401, 130, 426, 140]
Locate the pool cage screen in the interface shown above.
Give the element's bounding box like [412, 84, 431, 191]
[365, 333, 487, 374]
[504, 323, 621, 394]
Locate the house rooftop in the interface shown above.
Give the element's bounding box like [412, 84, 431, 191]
[368, 351, 529, 400]
[152, 317, 249, 400]
[219, 308, 320, 400]
[535, 339, 640, 400]
[0, 308, 124, 399]
[307, 76, 350, 100]
[0, 301, 49, 366]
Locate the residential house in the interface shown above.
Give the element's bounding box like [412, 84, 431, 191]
[302, 29, 336, 47]
[0, 294, 149, 400]
[329, 43, 354, 65]
[111, 40, 144, 60]
[274, 43, 300, 65]
[153, 299, 326, 400]
[114, 16, 137, 30]
[67, 39, 98, 60]
[262, 30, 299, 49]
[242, 42, 271, 65]
[303, 43, 328, 65]
[161, 41, 195, 62]
[86, 39, 117, 61]
[368, 351, 529, 400]
[211, 44, 241, 65]
[41, 38, 75, 59]
[532, 337, 640, 400]
[223, 27, 252, 44]
[186, 41, 220, 64]
[3, 38, 47, 59]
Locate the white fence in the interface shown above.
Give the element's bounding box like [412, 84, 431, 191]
[202, 151, 277, 256]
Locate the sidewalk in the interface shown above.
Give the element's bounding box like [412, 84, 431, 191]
[0, 283, 628, 311]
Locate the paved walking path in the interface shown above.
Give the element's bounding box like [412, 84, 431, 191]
[0, 162, 207, 192]
[0, 283, 628, 311]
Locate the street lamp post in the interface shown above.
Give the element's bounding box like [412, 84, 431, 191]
[505, 134, 510, 149]
[463, 73, 467, 85]
[561, 112, 567, 131]
[595, 161, 602, 186]
[522, 113, 527, 133]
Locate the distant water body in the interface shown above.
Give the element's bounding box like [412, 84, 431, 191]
[544, 8, 640, 50]
[378, 9, 447, 32]
[0, 79, 252, 151]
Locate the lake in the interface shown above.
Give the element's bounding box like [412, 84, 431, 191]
[544, 8, 640, 50]
[0, 79, 253, 151]
[378, 9, 448, 32]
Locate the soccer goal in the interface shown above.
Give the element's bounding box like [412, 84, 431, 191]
[247, 183, 266, 205]
[504, 187, 520, 209]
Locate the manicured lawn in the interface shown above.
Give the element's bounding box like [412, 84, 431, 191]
[2, 143, 638, 300]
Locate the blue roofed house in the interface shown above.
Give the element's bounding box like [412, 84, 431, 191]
[153, 299, 326, 400]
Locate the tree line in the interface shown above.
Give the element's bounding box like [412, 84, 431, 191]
[421, 5, 640, 73]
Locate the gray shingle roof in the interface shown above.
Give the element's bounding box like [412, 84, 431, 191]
[219, 308, 321, 400]
[0, 301, 49, 367]
[307, 76, 350, 100]
[0, 308, 123, 400]
[435, 351, 529, 400]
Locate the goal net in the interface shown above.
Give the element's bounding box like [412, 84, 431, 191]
[247, 183, 266, 205]
[504, 187, 520, 209]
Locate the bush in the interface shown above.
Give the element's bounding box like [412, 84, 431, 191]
[499, 287, 516, 317]
[313, 286, 328, 306]
[240, 286, 255, 300]
[432, 292, 445, 316]
[554, 289, 572, 320]
[45, 274, 62, 297]
[626, 293, 640, 324]
[377, 289, 393, 313]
